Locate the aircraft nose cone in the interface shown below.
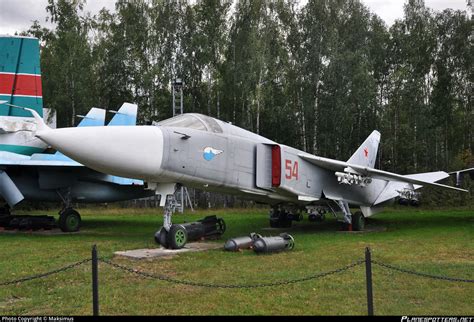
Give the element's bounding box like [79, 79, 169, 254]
[36, 126, 164, 180]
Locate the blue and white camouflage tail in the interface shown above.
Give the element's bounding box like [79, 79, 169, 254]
[347, 130, 381, 168]
[107, 103, 138, 126]
[76, 108, 106, 127]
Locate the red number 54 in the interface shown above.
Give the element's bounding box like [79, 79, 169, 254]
[285, 159, 299, 180]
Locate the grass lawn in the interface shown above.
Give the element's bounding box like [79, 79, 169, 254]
[0, 206, 472, 315]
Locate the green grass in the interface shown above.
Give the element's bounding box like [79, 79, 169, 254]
[0, 207, 473, 315]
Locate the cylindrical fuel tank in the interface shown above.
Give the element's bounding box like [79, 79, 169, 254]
[253, 233, 295, 253]
[224, 233, 261, 251]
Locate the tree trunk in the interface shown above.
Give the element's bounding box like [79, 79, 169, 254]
[299, 86, 307, 151]
[312, 80, 320, 155]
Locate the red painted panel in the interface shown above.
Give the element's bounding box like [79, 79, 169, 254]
[0, 73, 15, 95]
[0, 73, 42, 96]
[271, 145, 281, 187]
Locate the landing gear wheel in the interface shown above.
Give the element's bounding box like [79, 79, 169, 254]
[216, 218, 226, 235]
[58, 208, 81, 232]
[352, 211, 365, 231]
[167, 224, 188, 249]
[286, 236, 295, 250]
[398, 198, 409, 206]
[309, 213, 325, 222]
[154, 227, 169, 248]
[269, 219, 279, 228]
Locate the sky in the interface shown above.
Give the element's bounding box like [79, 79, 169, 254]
[0, 0, 470, 36]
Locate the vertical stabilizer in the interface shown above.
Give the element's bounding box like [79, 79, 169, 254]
[347, 130, 380, 168]
[108, 103, 138, 126]
[77, 108, 106, 127]
[0, 36, 43, 118]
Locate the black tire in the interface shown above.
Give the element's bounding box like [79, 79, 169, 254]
[309, 213, 325, 222]
[269, 216, 292, 228]
[58, 208, 81, 232]
[279, 212, 292, 228]
[352, 211, 365, 231]
[398, 198, 409, 206]
[269, 219, 279, 228]
[216, 218, 226, 235]
[269, 210, 280, 228]
[154, 227, 169, 248]
[167, 224, 188, 249]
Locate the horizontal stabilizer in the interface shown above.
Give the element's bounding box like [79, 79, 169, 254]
[373, 171, 449, 205]
[299, 153, 468, 193]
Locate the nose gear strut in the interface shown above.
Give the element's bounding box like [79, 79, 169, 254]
[154, 190, 226, 249]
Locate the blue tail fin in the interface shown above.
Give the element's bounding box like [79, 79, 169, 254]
[108, 103, 138, 126]
[76, 108, 106, 127]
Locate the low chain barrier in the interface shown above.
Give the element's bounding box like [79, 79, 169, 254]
[372, 260, 474, 283]
[0, 246, 473, 315]
[0, 259, 91, 287]
[99, 257, 365, 288]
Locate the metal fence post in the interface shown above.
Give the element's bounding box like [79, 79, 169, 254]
[365, 247, 374, 316]
[92, 245, 99, 316]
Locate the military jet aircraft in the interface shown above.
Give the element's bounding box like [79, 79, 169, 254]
[28, 110, 467, 248]
[0, 102, 155, 232]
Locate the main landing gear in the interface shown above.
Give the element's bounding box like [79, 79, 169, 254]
[58, 207, 81, 232]
[269, 207, 303, 228]
[57, 190, 81, 232]
[337, 200, 365, 231]
[0, 187, 82, 232]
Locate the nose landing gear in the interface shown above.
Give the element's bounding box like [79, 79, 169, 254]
[154, 193, 226, 249]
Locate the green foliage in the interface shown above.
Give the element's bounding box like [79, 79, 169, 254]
[23, 0, 472, 181]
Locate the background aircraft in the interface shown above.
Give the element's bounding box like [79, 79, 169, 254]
[0, 35, 156, 232]
[30, 112, 468, 249]
[0, 102, 155, 232]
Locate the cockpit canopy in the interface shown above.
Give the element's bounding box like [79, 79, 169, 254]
[156, 113, 223, 133]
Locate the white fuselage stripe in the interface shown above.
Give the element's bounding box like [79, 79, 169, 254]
[0, 72, 41, 77]
[0, 93, 43, 98]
